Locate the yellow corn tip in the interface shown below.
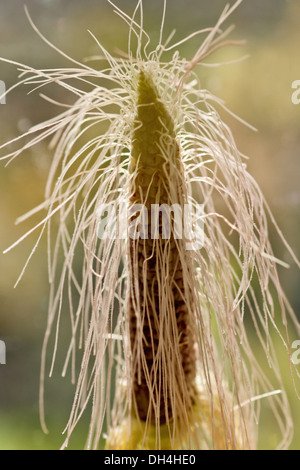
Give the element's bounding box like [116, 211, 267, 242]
[105, 387, 242, 450]
[105, 418, 181, 450]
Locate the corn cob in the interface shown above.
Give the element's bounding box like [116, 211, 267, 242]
[128, 70, 196, 425]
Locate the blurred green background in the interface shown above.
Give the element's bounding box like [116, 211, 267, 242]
[0, 0, 299, 450]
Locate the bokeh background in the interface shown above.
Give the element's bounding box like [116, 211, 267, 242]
[0, 0, 299, 450]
